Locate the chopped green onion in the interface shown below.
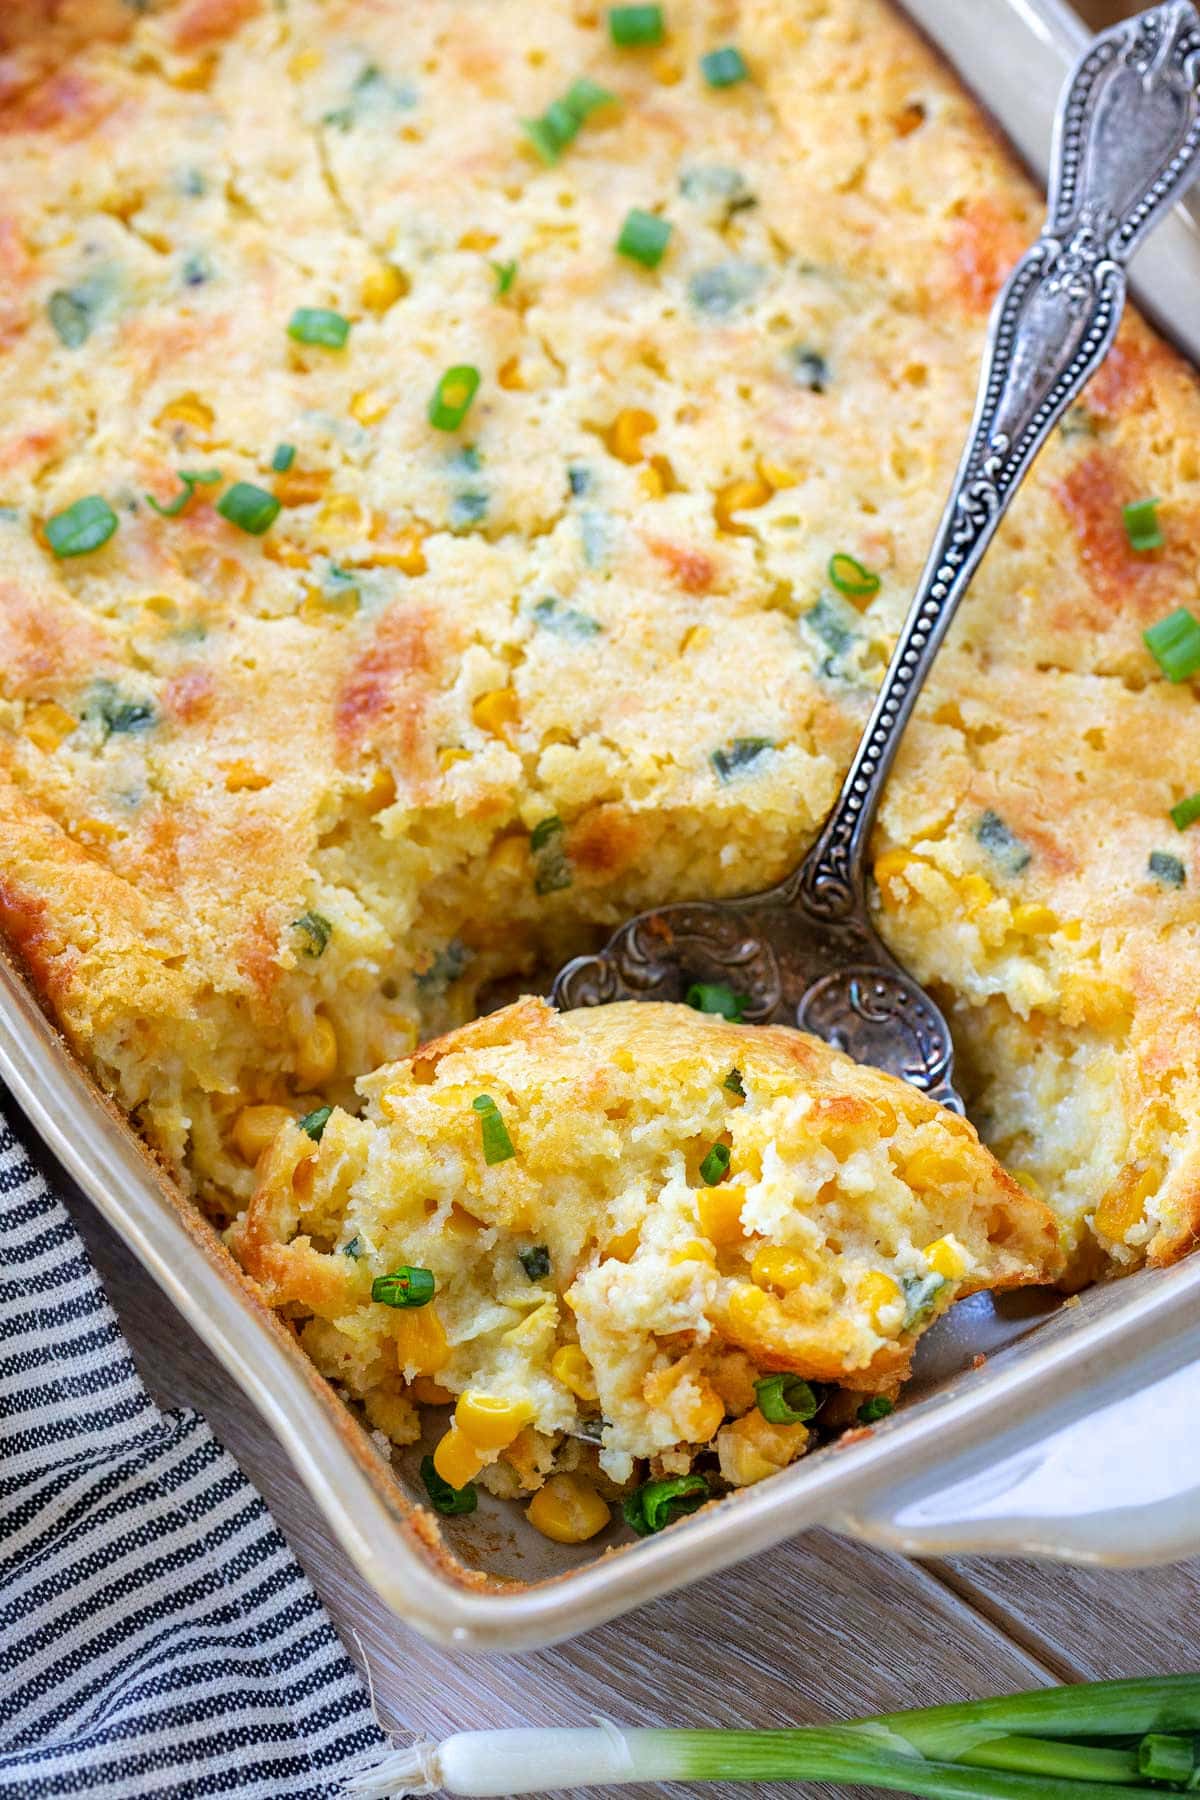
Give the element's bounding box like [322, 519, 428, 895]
[420, 1454, 478, 1517]
[217, 482, 281, 535]
[524, 78, 617, 164]
[343, 1236, 362, 1259]
[1145, 607, 1200, 682]
[609, 4, 664, 46]
[616, 208, 672, 269]
[828, 551, 881, 599]
[491, 259, 517, 296]
[1149, 850, 1186, 888]
[518, 1244, 551, 1281]
[857, 1395, 894, 1424]
[44, 496, 118, 558]
[473, 1093, 516, 1164]
[686, 981, 747, 1021]
[96, 695, 154, 736]
[298, 1105, 333, 1141]
[145, 467, 222, 518]
[293, 911, 331, 956]
[712, 737, 772, 781]
[1171, 792, 1200, 831]
[1123, 496, 1163, 553]
[372, 1265, 436, 1308]
[790, 345, 829, 391]
[623, 1473, 707, 1536]
[429, 364, 481, 431]
[287, 306, 351, 348]
[271, 442, 296, 472]
[724, 1067, 745, 1096]
[698, 1142, 731, 1186]
[530, 815, 572, 894]
[976, 808, 1031, 874]
[700, 46, 748, 87]
[1138, 1733, 1194, 1782]
[901, 1270, 948, 1329]
[755, 1374, 819, 1424]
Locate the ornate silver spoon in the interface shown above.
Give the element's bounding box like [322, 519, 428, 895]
[553, 1, 1200, 1110]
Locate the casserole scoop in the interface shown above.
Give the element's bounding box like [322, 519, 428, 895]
[554, 0, 1200, 1112]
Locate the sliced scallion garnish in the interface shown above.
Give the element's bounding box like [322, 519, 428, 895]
[700, 46, 748, 87]
[217, 481, 281, 535]
[429, 365, 481, 431]
[1145, 607, 1200, 682]
[828, 551, 881, 599]
[518, 1244, 550, 1281]
[420, 1453, 478, 1517]
[857, 1395, 894, 1424]
[724, 1067, 745, 1096]
[44, 496, 118, 558]
[622, 1473, 707, 1535]
[1123, 496, 1163, 553]
[298, 1105, 333, 1141]
[616, 208, 672, 269]
[609, 4, 664, 46]
[145, 467, 222, 518]
[287, 306, 351, 348]
[698, 1142, 730, 1186]
[754, 1374, 819, 1424]
[372, 1265, 436, 1308]
[491, 258, 517, 296]
[686, 981, 747, 1021]
[1171, 791, 1200, 831]
[473, 1094, 516, 1164]
[271, 442, 296, 472]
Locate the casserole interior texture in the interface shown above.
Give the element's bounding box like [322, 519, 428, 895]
[0, 0, 1198, 1527]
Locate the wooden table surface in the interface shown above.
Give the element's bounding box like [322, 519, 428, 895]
[38, 3, 1199, 1795]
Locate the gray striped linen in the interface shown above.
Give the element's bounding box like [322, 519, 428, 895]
[0, 1108, 388, 1798]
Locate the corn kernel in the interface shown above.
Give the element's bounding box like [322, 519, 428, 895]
[275, 468, 330, 507]
[455, 1391, 534, 1451]
[723, 1282, 780, 1355]
[292, 1011, 338, 1086]
[759, 458, 801, 490]
[351, 389, 389, 426]
[438, 746, 471, 769]
[156, 393, 214, 435]
[750, 1244, 812, 1293]
[607, 408, 657, 464]
[680, 624, 712, 655]
[73, 816, 119, 844]
[652, 50, 684, 83]
[671, 1238, 716, 1267]
[696, 1184, 744, 1245]
[395, 1304, 449, 1377]
[903, 1144, 966, 1193]
[873, 848, 915, 895]
[497, 356, 526, 391]
[317, 493, 368, 539]
[370, 524, 428, 575]
[264, 538, 310, 569]
[551, 1344, 598, 1402]
[232, 1103, 294, 1165]
[24, 700, 77, 752]
[288, 48, 321, 77]
[1011, 902, 1059, 936]
[603, 1225, 640, 1261]
[639, 463, 665, 498]
[433, 1425, 486, 1488]
[924, 1235, 968, 1280]
[717, 1409, 809, 1487]
[409, 1376, 454, 1406]
[526, 1473, 611, 1544]
[957, 872, 995, 916]
[458, 229, 498, 252]
[1059, 971, 1133, 1031]
[1095, 1158, 1164, 1241]
[714, 476, 772, 532]
[858, 1269, 903, 1328]
[685, 1382, 726, 1442]
[361, 262, 409, 312]
[222, 760, 269, 793]
[472, 687, 520, 745]
[487, 833, 529, 878]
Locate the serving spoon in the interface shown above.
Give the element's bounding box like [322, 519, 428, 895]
[552, 0, 1200, 1111]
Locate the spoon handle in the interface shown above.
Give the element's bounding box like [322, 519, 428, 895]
[796, 0, 1200, 923]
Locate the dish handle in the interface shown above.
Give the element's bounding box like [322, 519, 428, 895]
[829, 1339, 1200, 1566]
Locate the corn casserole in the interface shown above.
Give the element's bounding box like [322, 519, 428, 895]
[0, 0, 1198, 1522]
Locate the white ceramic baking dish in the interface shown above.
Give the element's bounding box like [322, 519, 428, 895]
[5, 0, 1200, 1654]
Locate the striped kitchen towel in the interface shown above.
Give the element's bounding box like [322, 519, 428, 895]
[0, 1105, 388, 1799]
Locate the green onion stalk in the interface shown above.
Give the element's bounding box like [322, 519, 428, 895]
[343, 1676, 1200, 1798]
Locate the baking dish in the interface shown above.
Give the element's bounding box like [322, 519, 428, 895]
[5, 0, 1200, 1653]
